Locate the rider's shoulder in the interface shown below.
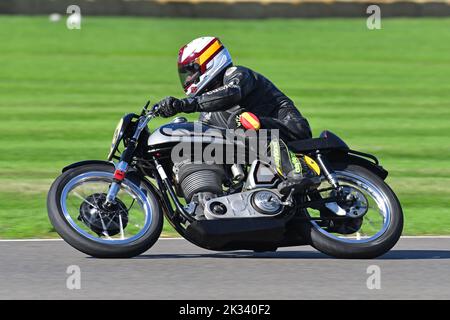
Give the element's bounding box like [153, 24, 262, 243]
[224, 65, 256, 80]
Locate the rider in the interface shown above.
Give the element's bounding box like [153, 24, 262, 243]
[157, 36, 315, 194]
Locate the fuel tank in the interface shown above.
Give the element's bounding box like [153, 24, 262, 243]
[147, 119, 227, 147]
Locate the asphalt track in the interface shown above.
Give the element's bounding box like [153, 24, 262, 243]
[0, 237, 449, 300]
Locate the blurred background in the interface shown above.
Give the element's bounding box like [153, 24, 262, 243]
[0, 0, 449, 238]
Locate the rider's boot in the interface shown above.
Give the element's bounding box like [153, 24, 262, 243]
[270, 138, 320, 196]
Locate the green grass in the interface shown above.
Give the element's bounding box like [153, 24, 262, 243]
[0, 16, 449, 238]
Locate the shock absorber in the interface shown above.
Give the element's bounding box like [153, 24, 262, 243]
[315, 151, 342, 192]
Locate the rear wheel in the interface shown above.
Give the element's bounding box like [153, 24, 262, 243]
[47, 164, 163, 258]
[301, 164, 403, 259]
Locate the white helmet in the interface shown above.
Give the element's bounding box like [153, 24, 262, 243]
[177, 36, 232, 97]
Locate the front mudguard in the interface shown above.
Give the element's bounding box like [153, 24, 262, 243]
[326, 151, 388, 180]
[62, 160, 143, 184]
[62, 160, 115, 173]
[62, 159, 167, 209]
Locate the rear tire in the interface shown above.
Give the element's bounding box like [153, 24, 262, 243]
[47, 164, 163, 258]
[302, 164, 403, 259]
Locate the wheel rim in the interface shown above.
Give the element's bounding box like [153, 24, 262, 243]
[308, 171, 391, 244]
[60, 171, 153, 245]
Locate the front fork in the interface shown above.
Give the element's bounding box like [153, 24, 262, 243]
[105, 138, 137, 205]
[104, 113, 153, 205]
[105, 160, 128, 204]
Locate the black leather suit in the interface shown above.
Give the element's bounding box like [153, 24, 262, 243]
[191, 65, 312, 142]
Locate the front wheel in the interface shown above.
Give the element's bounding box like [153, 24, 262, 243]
[302, 164, 403, 259]
[47, 163, 163, 258]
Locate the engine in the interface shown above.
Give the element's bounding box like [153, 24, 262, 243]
[203, 189, 283, 219]
[173, 161, 225, 202]
[174, 159, 285, 220]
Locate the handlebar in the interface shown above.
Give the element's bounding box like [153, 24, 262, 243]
[140, 101, 160, 117]
[150, 103, 160, 116]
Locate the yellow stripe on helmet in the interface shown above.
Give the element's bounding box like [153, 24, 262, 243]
[198, 40, 222, 66]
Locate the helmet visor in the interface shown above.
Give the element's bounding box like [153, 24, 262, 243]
[178, 63, 201, 91]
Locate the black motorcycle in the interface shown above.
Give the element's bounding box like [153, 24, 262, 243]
[47, 102, 403, 258]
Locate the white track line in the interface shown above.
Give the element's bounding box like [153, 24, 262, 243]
[401, 236, 450, 239]
[0, 237, 183, 242]
[0, 239, 64, 242]
[0, 236, 450, 242]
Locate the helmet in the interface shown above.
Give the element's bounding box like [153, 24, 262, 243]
[177, 36, 232, 96]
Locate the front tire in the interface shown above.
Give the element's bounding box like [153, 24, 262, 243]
[302, 164, 403, 259]
[47, 164, 163, 258]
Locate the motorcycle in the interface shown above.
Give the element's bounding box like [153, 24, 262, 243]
[47, 101, 403, 258]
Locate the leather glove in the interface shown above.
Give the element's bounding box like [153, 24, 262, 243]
[158, 96, 182, 118]
[158, 97, 198, 118]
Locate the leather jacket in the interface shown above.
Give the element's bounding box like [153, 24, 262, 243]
[187, 65, 312, 140]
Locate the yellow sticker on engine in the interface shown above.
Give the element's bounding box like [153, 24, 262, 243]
[304, 155, 321, 175]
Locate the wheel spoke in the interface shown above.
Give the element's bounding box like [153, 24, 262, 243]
[98, 213, 111, 238]
[127, 199, 136, 211]
[365, 216, 378, 229]
[105, 214, 116, 229]
[119, 214, 125, 240]
[73, 191, 98, 209]
[309, 171, 391, 243]
[60, 173, 152, 245]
